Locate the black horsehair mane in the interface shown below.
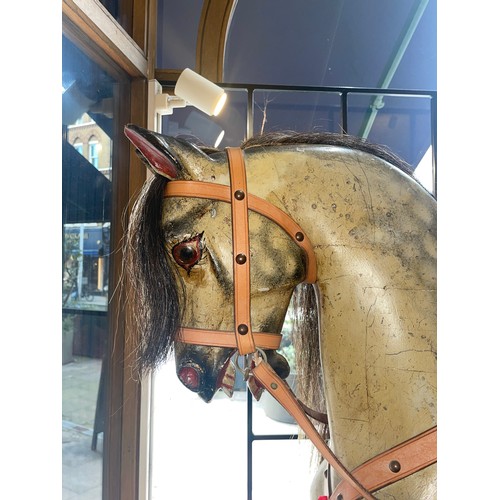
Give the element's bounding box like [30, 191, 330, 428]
[123, 131, 416, 425]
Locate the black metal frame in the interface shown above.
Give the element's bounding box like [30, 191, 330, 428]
[157, 80, 437, 195]
[246, 389, 300, 499]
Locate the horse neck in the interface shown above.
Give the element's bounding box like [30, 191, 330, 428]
[248, 149, 437, 470]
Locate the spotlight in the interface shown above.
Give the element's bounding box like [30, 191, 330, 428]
[153, 68, 227, 117]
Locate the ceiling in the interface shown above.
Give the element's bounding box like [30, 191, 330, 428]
[157, 0, 436, 170]
[156, 0, 436, 90]
[224, 0, 436, 90]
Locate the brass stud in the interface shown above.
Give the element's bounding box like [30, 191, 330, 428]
[270, 382, 278, 390]
[237, 324, 248, 335]
[234, 190, 245, 200]
[389, 460, 401, 473]
[236, 253, 247, 265]
[295, 232, 304, 242]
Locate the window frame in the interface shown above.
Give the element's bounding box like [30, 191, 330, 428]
[62, 1, 156, 499]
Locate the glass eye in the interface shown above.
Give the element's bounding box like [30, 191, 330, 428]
[171, 233, 204, 273]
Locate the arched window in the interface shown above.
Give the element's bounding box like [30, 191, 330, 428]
[72, 138, 83, 155]
[88, 136, 100, 168]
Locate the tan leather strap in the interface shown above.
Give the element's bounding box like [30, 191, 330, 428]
[330, 426, 437, 499]
[164, 182, 317, 283]
[251, 359, 376, 500]
[226, 147, 256, 354]
[178, 327, 282, 350]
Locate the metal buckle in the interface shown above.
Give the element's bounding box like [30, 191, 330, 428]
[234, 348, 267, 380]
[234, 353, 252, 380]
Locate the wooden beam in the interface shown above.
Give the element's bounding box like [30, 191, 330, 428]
[154, 68, 182, 84]
[196, 0, 237, 82]
[63, 0, 148, 78]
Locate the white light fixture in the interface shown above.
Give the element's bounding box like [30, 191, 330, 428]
[152, 68, 227, 117]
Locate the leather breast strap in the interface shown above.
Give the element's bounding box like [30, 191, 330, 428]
[330, 426, 437, 499]
[251, 360, 436, 499]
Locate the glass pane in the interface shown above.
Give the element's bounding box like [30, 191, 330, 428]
[156, 0, 205, 69]
[347, 93, 433, 170]
[253, 90, 342, 136]
[62, 35, 116, 500]
[252, 440, 316, 499]
[150, 360, 248, 500]
[224, 0, 436, 90]
[161, 88, 248, 147]
[151, 104, 250, 499]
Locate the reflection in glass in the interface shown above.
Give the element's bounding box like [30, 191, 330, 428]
[253, 90, 342, 136]
[63, 223, 110, 312]
[62, 35, 115, 500]
[347, 93, 433, 171]
[161, 88, 248, 148]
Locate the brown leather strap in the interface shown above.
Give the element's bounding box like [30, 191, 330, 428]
[164, 181, 317, 283]
[331, 426, 437, 500]
[299, 400, 329, 425]
[227, 147, 256, 355]
[251, 359, 376, 500]
[178, 327, 282, 350]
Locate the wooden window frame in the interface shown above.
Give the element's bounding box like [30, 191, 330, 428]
[62, 1, 156, 499]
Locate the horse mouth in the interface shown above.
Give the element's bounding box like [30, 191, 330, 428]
[177, 356, 236, 403]
[216, 356, 236, 398]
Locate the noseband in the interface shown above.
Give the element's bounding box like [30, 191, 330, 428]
[164, 147, 436, 499]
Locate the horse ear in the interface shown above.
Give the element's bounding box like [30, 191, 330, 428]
[124, 124, 214, 180]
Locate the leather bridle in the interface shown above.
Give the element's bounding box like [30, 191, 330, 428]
[164, 147, 437, 499]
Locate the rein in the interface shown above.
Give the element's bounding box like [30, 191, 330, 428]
[164, 147, 436, 499]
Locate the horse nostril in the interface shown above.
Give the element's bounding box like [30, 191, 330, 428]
[178, 366, 200, 390]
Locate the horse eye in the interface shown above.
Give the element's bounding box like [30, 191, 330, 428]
[171, 233, 204, 273]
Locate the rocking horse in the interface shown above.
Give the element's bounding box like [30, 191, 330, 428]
[123, 124, 437, 499]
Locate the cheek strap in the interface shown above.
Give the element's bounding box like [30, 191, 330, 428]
[227, 147, 256, 354]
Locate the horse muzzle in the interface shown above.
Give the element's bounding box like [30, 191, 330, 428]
[176, 348, 235, 402]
